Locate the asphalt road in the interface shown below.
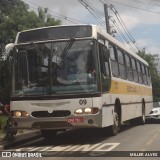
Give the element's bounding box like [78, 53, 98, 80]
[3, 119, 160, 160]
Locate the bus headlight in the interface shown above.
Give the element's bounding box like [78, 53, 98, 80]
[74, 108, 99, 115]
[84, 108, 92, 114]
[13, 111, 29, 117]
[14, 111, 21, 117]
[75, 109, 83, 114]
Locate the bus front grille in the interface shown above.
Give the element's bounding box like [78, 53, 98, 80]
[32, 121, 73, 129]
[32, 110, 71, 118]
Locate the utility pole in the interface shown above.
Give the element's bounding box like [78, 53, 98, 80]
[104, 3, 110, 34]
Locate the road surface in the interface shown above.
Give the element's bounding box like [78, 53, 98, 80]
[3, 119, 160, 160]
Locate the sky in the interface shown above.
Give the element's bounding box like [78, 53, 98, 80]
[23, 0, 160, 57]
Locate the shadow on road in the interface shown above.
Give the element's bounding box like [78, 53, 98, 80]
[146, 118, 160, 124]
[22, 125, 135, 147]
[43, 128, 111, 145]
[19, 119, 160, 148]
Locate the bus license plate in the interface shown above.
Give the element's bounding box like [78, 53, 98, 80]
[67, 117, 83, 123]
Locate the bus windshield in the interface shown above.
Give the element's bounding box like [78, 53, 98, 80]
[13, 39, 99, 96]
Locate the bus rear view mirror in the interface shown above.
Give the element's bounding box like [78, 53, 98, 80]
[5, 43, 15, 60]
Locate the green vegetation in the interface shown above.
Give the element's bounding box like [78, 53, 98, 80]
[0, 0, 61, 47]
[138, 50, 160, 102]
[0, 115, 8, 135]
[0, 0, 61, 103]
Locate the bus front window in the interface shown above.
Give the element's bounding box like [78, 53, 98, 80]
[13, 40, 98, 96]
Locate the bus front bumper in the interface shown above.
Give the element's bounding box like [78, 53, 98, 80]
[11, 114, 102, 130]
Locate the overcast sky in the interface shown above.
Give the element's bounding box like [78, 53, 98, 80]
[23, 0, 160, 56]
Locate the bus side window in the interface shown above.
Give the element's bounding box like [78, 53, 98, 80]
[137, 61, 143, 84]
[142, 64, 147, 85]
[146, 66, 151, 85]
[99, 43, 111, 92]
[117, 49, 126, 79]
[131, 58, 138, 83]
[125, 54, 133, 81]
[109, 45, 119, 77]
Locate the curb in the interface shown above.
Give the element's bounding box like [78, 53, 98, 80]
[1, 131, 41, 150]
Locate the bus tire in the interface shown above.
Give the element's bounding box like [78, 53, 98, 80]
[41, 130, 57, 140]
[107, 110, 120, 136]
[137, 102, 145, 125]
[130, 102, 145, 125]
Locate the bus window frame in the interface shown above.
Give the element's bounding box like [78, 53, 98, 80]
[97, 39, 111, 93]
[131, 57, 139, 83]
[124, 53, 134, 81]
[109, 44, 120, 78]
[117, 48, 127, 80]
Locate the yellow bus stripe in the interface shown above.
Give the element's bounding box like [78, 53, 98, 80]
[110, 80, 152, 96]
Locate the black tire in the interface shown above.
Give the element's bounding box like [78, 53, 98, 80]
[41, 130, 57, 140]
[130, 103, 145, 125]
[137, 103, 145, 125]
[107, 110, 120, 136]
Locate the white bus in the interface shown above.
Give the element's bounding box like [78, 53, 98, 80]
[6, 24, 153, 139]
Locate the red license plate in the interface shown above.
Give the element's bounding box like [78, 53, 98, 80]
[67, 117, 83, 123]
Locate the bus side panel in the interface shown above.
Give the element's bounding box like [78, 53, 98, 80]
[102, 106, 114, 127]
[101, 94, 114, 128]
[121, 103, 142, 122]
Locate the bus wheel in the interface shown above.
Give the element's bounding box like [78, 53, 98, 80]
[41, 130, 57, 140]
[137, 103, 145, 125]
[108, 110, 119, 136]
[130, 103, 145, 125]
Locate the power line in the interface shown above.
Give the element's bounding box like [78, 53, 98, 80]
[110, 26, 124, 44]
[99, 0, 141, 52]
[82, 0, 105, 24]
[83, 0, 105, 17]
[109, 18, 137, 52]
[107, 0, 160, 14]
[78, 0, 106, 28]
[109, 5, 141, 51]
[80, 0, 140, 52]
[80, 1, 132, 49]
[129, 0, 160, 7]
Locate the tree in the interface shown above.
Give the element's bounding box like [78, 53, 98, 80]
[0, 61, 11, 103]
[38, 7, 61, 26]
[0, 1, 61, 46]
[0, 0, 61, 103]
[137, 50, 160, 102]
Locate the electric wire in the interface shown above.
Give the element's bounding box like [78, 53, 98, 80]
[79, 0, 106, 28]
[109, 18, 137, 52]
[107, 0, 160, 15]
[110, 7, 141, 51]
[100, 0, 141, 51]
[121, 0, 160, 8]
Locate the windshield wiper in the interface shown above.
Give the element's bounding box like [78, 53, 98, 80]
[61, 37, 75, 59]
[30, 42, 44, 59]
